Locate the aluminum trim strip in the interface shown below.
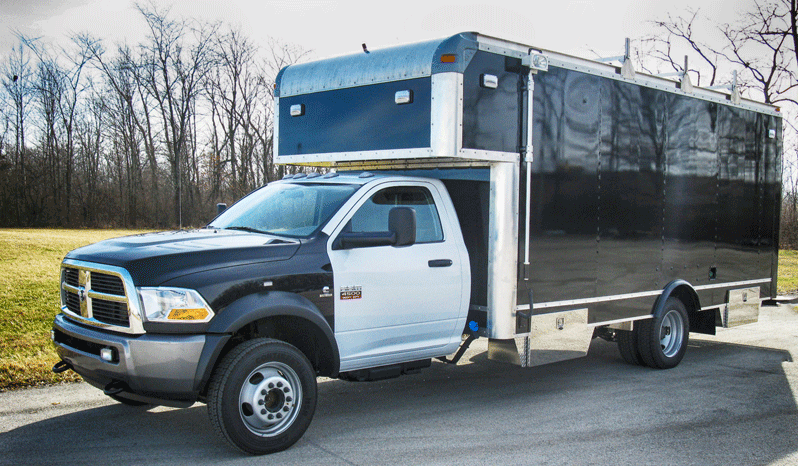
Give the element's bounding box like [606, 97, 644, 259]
[516, 278, 773, 312]
[487, 162, 520, 339]
[518, 290, 663, 311]
[276, 149, 518, 165]
[587, 314, 652, 328]
[693, 278, 771, 291]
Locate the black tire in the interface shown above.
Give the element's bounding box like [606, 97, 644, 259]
[108, 394, 150, 407]
[207, 338, 317, 455]
[637, 297, 690, 369]
[616, 328, 643, 366]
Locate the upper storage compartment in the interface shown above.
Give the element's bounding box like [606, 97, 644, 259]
[275, 33, 529, 167]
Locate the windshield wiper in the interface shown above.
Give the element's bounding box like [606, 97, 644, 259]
[223, 226, 270, 234]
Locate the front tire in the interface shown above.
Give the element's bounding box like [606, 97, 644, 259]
[637, 297, 689, 369]
[208, 338, 317, 454]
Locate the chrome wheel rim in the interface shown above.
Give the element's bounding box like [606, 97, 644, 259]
[659, 309, 685, 358]
[239, 362, 302, 437]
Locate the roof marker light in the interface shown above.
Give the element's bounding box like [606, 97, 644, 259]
[440, 54, 456, 63]
[290, 104, 305, 117]
[395, 90, 413, 105]
[481, 74, 498, 89]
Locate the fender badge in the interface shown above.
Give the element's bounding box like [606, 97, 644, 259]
[320, 286, 333, 298]
[340, 286, 362, 300]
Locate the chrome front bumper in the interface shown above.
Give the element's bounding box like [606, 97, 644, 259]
[52, 313, 207, 406]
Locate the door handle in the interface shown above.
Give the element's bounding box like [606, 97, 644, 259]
[428, 259, 453, 268]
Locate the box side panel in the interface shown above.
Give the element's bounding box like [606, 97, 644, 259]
[462, 51, 523, 153]
[278, 77, 432, 157]
[662, 93, 718, 307]
[520, 66, 599, 307]
[716, 105, 766, 300]
[596, 79, 664, 317]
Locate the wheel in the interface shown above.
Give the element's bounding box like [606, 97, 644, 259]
[637, 297, 689, 369]
[108, 394, 150, 406]
[616, 328, 643, 366]
[208, 338, 317, 455]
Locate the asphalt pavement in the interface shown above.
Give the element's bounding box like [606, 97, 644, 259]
[2, 301, 797, 465]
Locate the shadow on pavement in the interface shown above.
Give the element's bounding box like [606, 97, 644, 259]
[3, 334, 797, 465]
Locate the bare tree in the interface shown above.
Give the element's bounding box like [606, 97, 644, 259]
[20, 34, 92, 225]
[137, 2, 219, 227]
[0, 5, 308, 228]
[0, 42, 32, 224]
[644, 9, 721, 86]
[254, 38, 312, 181]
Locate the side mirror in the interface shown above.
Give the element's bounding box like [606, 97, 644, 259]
[332, 207, 416, 250]
[389, 207, 416, 247]
[216, 203, 227, 215]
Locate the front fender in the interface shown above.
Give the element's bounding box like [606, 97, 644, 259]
[209, 291, 333, 336]
[201, 291, 340, 380]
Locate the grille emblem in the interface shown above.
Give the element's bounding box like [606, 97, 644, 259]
[78, 270, 89, 318]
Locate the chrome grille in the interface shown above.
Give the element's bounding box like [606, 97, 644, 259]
[61, 265, 133, 329]
[64, 290, 80, 314]
[90, 273, 125, 296]
[91, 299, 129, 327]
[64, 268, 79, 287]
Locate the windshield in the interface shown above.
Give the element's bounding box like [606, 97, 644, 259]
[209, 182, 359, 238]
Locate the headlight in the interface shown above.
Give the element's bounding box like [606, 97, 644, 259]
[138, 287, 214, 323]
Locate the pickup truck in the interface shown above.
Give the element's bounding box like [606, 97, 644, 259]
[53, 172, 470, 454]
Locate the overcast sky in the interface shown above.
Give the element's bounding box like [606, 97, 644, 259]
[0, 0, 750, 63]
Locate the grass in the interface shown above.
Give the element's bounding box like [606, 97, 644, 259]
[0, 229, 152, 391]
[779, 250, 798, 296]
[0, 229, 796, 391]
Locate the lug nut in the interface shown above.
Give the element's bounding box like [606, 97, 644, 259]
[276, 413, 282, 419]
[268, 383, 274, 389]
[261, 409, 266, 415]
[277, 382, 283, 388]
[258, 400, 264, 405]
[261, 389, 266, 395]
[283, 406, 289, 412]
[283, 387, 290, 393]
[286, 396, 292, 402]
[268, 414, 274, 420]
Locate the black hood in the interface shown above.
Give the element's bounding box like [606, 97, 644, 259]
[65, 230, 301, 285]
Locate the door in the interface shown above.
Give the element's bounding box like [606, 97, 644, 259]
[328, 180, 468, 370]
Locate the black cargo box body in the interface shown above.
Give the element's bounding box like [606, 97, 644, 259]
[275, 32, 781, 333]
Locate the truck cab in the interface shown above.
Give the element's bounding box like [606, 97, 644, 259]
[53, 172, 472, 454]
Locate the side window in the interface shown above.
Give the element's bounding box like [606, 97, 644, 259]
[347, 186, 444, 243]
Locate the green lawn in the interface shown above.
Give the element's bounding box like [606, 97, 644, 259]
[0, 229, 152, 390]
[0, 228, 796, 391]
[780, 250, 798, 296]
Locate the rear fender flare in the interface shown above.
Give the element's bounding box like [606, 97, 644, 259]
[654, 280, 705, 333]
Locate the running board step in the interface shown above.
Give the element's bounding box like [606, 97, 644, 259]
[338, 359, 431, 382]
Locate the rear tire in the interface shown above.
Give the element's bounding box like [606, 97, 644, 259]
[208, 338, 317, 455]
[616, 329, 643, 366]
[638, 297, 689, 369]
